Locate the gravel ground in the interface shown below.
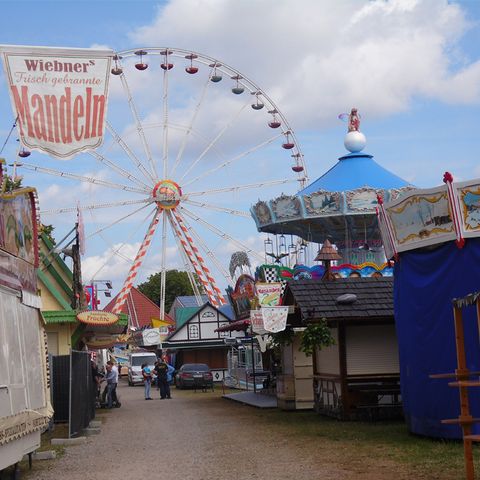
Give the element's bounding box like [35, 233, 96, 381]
[27, 380, 419, 480]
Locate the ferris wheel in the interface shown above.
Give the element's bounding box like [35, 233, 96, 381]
[15, 47, 308, 319]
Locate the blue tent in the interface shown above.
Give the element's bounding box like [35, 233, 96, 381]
[299, 152, 410, 195]
[394, 238, 480, 438]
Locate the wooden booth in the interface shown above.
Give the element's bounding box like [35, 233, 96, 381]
[283, 277, 402, 420]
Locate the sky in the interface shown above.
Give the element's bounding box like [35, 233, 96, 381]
[1, 0, 480, 307]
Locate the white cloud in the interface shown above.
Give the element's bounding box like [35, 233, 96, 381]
[127, 0, 479, 129]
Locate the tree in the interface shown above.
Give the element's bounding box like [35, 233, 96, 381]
[138, 270, 204, 313]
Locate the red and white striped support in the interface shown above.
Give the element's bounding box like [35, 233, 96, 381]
[443, 171, 465, 249]
[169, 211, 223, 307]
[172, 210, 225, 306]
[376, 194, 398, 260]
[112, 209, 162, 314]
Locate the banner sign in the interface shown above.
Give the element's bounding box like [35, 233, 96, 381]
[257, 282, 282, 307]
[77, 310, 118, 326]
[1, 45, 113, 159]
[262, 306, 289, 333]
[250, 310, 267, 335]
[84, 334, 119, 349]
[142, 328, 162, 346]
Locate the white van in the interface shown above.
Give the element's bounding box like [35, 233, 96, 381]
[127, 351, 158, 386]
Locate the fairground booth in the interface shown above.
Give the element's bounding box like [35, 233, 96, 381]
[378, 173, 480, 439]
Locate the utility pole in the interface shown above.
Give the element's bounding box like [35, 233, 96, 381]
[71, 223, 86, 310]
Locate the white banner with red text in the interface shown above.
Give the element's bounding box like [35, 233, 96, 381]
[1, 45, 113, 159]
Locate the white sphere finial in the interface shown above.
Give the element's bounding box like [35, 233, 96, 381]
[344, 130, 366, 153]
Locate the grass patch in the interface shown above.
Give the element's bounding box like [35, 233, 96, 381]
[262, 410, 478, 478]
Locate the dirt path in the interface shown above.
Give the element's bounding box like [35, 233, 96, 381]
[28, 381, 428, 480]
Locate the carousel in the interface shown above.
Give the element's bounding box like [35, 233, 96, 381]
[251, 109, 414, 278]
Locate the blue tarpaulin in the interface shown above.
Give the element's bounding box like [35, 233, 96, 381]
[394, 238, 480, 439]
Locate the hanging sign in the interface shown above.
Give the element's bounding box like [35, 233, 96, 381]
[256, 282, 282, 307]
[261, 306, 289, 333]
[84, 334, 119, 349]
[1, 45, 113, 159]
[250, 309, 267, 335]
[77, 310, 118, 326]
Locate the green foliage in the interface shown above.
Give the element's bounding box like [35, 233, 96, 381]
[300, 319, 335, 356]
[138, 270, 204, 313]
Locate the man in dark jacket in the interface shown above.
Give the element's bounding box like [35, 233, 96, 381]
[154, 357, 171, 399]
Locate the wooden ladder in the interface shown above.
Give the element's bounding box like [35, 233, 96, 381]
[430, 292, 480, 480]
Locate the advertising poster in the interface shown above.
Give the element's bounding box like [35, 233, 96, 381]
[256, 282, 282, 307]
[1, 45, 113, 159]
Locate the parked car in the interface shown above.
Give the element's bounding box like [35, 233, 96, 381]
[175, 363, 213, 389]
[128, 351, 157, 386]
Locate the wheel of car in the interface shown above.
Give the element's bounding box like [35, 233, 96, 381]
[128, 378, 133, 387]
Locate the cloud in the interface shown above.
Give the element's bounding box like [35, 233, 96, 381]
[128, 0, 479, 129]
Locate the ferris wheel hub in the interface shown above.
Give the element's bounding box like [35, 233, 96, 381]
[152, 179, 182, 209]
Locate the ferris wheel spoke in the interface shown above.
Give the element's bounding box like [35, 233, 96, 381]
[166, 212, 204, 304]
[185, 178, 297, 197]
[182, 133, 283, 189]
[111, 209, 162, 314]
[170, 72, 213, 178]
[87, 206, 156, 282]
[118, 73, 158, 180]
[41, 198, 151, 216]
[85, 203, 154, 240]
[160, 212, 168, 319]
[180, 206, 264, 263]
[162, 66, 170, 179]
[87, 150, 151, 190]
[17, 162, 149, 195]
[183, 199, 250, 217]
[175, 211, 232, 285]
[106, 122, 157, 185]
[179, 97, 251, 183]
[170, 210, 224, 306]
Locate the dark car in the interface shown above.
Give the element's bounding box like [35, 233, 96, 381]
[175, 363, 213, 389]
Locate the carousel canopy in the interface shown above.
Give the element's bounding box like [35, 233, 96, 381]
[299, 152, 410, 196]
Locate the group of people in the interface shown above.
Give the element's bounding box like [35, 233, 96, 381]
[142, 357, 175, 400]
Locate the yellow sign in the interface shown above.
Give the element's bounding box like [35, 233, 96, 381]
[77, 310, 118, 326]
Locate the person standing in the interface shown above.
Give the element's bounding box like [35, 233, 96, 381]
[154, 357, 171, 399]
[106, 360, 119, 406]
[104, 363, 116, 408]
[142, 363, 153, 400]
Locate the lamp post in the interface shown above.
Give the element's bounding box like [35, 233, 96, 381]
[90, 280, 113, 310]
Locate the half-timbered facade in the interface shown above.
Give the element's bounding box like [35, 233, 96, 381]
[163, 302, 245, 383]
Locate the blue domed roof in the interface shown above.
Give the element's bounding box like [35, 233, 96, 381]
[299, 152, 410, 196]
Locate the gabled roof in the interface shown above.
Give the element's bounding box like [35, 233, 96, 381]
[175, 306, 202, 329]
[166, 301, 232, 341]
[284, 277, 394, 322]
[104, 287, 175, 329]
[170, 295, 234, 323]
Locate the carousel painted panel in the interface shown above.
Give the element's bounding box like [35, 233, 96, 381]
[385, 186, 455, 252]
[251, 200, 274, 227]
[345, 188, 381, 213]
[456, 179, 480, 237]
[270, 194, 302, 222]
[302, 190, 342, 217]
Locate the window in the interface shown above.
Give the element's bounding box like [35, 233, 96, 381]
[189, 324, 199, 339]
